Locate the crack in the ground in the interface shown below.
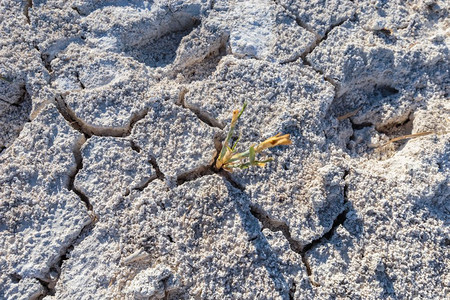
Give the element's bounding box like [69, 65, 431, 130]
[346, 120, 373, 150]
[249, 169, 351, 288]
[300, 18, 350, 63]
[68, 137, 93, 211]
[175, 133, 244, 188]
[275, 0, 353, 93]
[37, 136, 97, 298]
[302, 209, 349, 254]
[303, 170, 350, 252]
[149, 156, 165, 181]
[176, 87, 224, 129]
[23, 0, 32, 24]
[288, 281, 296, 300]
[34, 46, 53, 73]
[74, 71, 85, 89]
[36, 277, 53, 298]
[132, 156, 165, 191]
[272, 0, 317, 36]
[0, 97, 20, 107]
[248, 205, 319, 287]
[176, 165, 215, 186]
[129, 140, 166, 190]
[70, 6, 84, 16]
[0, 83, 29, 107]
[351, 121, 373, 131]
[55, 93, 149, 137]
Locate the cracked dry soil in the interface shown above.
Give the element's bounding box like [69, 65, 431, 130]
[1, 0, 449, 299]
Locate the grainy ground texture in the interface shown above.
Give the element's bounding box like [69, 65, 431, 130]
[0, 0, 449, 299]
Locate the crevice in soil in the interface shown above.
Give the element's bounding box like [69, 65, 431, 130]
[346, 119, 373, 150]
[301, 208, 349, 254]
[176, 133, 221, 186]
[176, 164, 215, 186]
[36, 278, 53, 298]
[34, 46, 53, 73]
[176, 87, 224, 129]
[249, 170, 351, 288]
[300, 170, 350, 282]
[375, 111, 412, 137]
[0, 97, 18, 107]
[173, 127, 251, 192]
[289, 281, 297, 300]
[274, 0, 352, 75]
[70, 6, 84, 16]
[149, 156, 165, 181]
[248, 205, 319, 286]
[68, 136, 93, 211]
[272, 0, 317, 37]
[9, 273, 22, 283]
[175, 133, 244, 189]
[217, 169, 245, 191]
[129, 140, 142, 153]
[132, 175, 159, 192]
[38, 137, 98, 297]
[55, 93, 149, 138]
[351, 121, 373, 131]
[0, 85, 32, 154]
[301, 18, 350, 62]
[132, 156, 165, 191]
[55, 93, 91, 137]
[23, 0, 32, 24]
[249, 205, 303, 253]
[74, 71, 85, 89]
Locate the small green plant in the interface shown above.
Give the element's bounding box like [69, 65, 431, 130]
[215, 102, 292, 171]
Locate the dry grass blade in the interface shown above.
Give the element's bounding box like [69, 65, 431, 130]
[216, 103, 292, 171]
[380, 131, 449, 147]
[337, 107, 361, 121]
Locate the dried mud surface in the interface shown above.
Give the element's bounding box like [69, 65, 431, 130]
[0, 0, 448, 299]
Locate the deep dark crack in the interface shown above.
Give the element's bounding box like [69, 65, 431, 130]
[34, 46, 53, 73]
[55, 94, 91, 137]
[351, 121, 373, 131]
[176, 87, 224, 129]
[68, 137, 93, 211]
[249, 205, 303, 254]
[249, 169, 352, 287]
[39, 136, 98, 297]
[302, 208, 349, 253]
[149, 156, 165, 181]
[248, 205, 319, 286]
[289, 281, 297, 300]
[301, 17, 350, 62]
[129, 141, 165, 188]
[272, 0, 317, 36]
[36, 277, 53, 298]
[303, 170, 350, 253]
[129, 140, 142, 153]
[55, 93, 149, 137]
[176, 165, 215, 186]
[175, 133, 245, 188]
[9, 273, 22, 283]
[23, 0, 32, 24]
[132, 156, 165, 191]
[74, 71, 85, 89]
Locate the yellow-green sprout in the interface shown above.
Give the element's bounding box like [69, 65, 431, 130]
[216, 102, 292, 171]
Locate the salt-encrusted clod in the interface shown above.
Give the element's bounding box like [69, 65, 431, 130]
[0, 104, 91, 299]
